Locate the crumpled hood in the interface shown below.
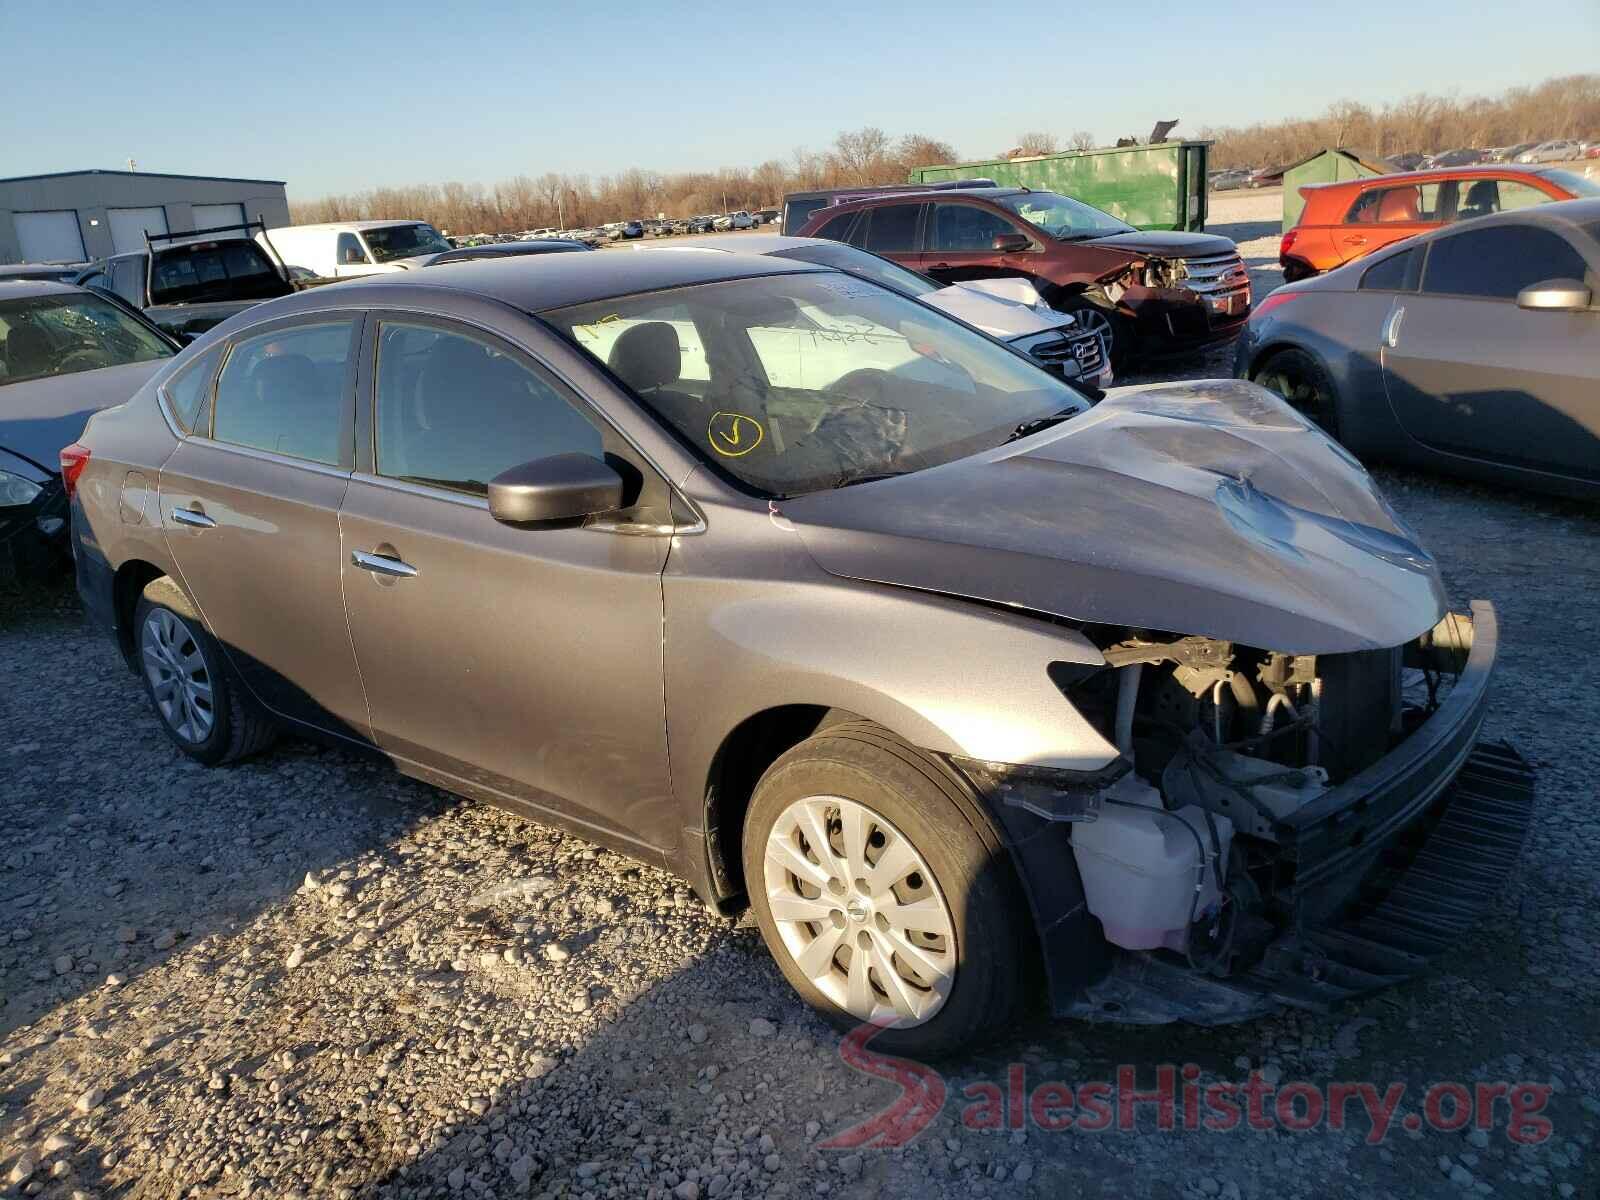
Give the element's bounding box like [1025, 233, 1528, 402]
[923, 282, 1066, 340]
[1082, 230, 1238, 259]
[778, 380, 1446, 654]
[0, 359, 163, 473]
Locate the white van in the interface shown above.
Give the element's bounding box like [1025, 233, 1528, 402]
[258, 220, 453, 279]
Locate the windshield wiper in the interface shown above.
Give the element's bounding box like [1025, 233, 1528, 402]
[830, 469, 907, 490]
[1003, 408, 1079, 444]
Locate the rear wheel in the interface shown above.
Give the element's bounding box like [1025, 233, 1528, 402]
[134, 577, 277, 766]
[742, 723, 1032, 1056]
[1253, 347, 1341, 438]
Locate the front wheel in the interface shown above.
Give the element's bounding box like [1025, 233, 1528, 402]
[1252, 347, 1342, 438]
[1054, 297, 1131, 373]
[742, 723, 1033, 1056]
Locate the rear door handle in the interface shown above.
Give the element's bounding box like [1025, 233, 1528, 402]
[1343, 235, 1368, 246]
[351, 550, 417, 578]
[171, 506, 216, 529]
[1383, 305, 1406, 349]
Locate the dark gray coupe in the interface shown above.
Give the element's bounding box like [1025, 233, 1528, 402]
[1235, 197, 1600, 499]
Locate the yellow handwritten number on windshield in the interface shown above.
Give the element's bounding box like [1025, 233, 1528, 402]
[708, 412, 764, 458]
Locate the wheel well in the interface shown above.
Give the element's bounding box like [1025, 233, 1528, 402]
[112, 560, 166, 669]
[703, 705, 859, 908]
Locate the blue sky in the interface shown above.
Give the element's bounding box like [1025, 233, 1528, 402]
[3, 0, 1596, 199]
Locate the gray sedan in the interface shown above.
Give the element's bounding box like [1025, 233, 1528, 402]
[68, 251, 1530, 1052]
[1235, 198, 1600, 499]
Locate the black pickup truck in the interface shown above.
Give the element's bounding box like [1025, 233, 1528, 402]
[71, 221, 310, 341]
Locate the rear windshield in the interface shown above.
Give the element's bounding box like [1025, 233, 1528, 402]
[1532, 169, 1600, 198]
[150, 241, 291, 306]
[0, 292, 173, 386]
[364, 223, 452, 262]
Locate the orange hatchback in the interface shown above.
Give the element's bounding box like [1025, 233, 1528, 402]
[1280, 164, 1598, 280]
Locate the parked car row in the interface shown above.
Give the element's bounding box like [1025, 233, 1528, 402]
[46, 245, 1535, 1052]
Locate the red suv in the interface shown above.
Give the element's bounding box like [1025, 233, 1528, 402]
[796, 187, 1251, 367]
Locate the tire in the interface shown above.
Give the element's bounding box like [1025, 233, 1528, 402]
[1251, 347, 1342, 438]
[133, 576, 278, 766]
[1054, 296, 1132, 373]
[742, 722, 1033, 1057]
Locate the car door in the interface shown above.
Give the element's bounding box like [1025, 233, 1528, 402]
[337, 315, 676, 855]
[923, 201, 1033, 285]
[157, 314, 372, 741]
[1336, 183, 1447, 265]
[1380, 221, 1599, 477]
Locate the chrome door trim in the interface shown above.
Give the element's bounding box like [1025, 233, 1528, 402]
[184, 435, 354, 480]
[351, 550, 418, 578]
[1383, 305, 1407, 349]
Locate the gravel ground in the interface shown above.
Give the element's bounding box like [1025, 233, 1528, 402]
[2, 228, 1598, 1198]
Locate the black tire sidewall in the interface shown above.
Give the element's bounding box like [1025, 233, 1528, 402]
[1257, 347, 1341, 439]
[741, 727, 1028, 1057]
[133, 582, 235, 766]
[1056, 296, 1132, 372]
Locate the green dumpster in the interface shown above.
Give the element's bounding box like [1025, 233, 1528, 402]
[907, 141, 1213, 232]
[1279, 148, 1393, 231]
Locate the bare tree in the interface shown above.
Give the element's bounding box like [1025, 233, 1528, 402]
[1069, 130, 1096, 151]
[1015, 132, 1060, 156]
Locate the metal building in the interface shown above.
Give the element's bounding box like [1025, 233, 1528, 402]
[0, 169, 290, 265]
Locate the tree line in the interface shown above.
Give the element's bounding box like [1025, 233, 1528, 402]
[287, 75, 1595, 235]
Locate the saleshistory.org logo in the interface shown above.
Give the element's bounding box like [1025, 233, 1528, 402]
[821, 1023, 1556, 1151]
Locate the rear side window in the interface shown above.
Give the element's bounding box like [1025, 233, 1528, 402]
[862, 204, 922, 253]
[374, 322, 602, 496]
[929, 204, 1018, 252]
[212, 321, 357, 464]
[1358, 247, 1422, 292]
[1348, 184, 1443, 224]
[1422, 225, 1589, 300]
[813, 211, 861, 244]
[161, 344, 225, 433]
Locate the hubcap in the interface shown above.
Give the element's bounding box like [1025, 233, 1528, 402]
[140, 608, 214, 744]
[1260, 363, 1332, 432]
[763, 796, 956, 1026]
[1069, 307, 1115, 355]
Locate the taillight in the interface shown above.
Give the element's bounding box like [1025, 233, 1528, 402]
[1279, 228, 1299, 258]
[59, 443, 91, 499]
[1252, 292, 1301, 320]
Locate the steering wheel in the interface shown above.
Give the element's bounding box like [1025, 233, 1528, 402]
[57, 347, 109, 372]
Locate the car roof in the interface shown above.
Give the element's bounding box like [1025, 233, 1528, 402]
[276, 220, 431, 233]
[806, 187, 1026, 220]
[255, 249, 831, 318]
[0, 279, 90, 301]
[1302, 164, 1577, 192]
[432, 239, 589, 261]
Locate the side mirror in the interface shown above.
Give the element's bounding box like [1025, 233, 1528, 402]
[1516, 278, 1591, 312]
[487, 454, 624, 524]
[992, 233, 1032, 254]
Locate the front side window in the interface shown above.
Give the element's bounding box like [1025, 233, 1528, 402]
[1453, 179, 1552, 221]
[374, 323, 602, 495]
[211, 321, 356, 464]
[1422, 226, 1589, 301]
[362, 223, 452, 263]
[995, 191, 1134, 240]
[862, 205, 922, 253]
[336, 233, 369, 266]
[1348, 184, 1443, 224]
[929, 204, 1022, 252]
[0, 292, 173, 386]
[546, 272, 1088, 497]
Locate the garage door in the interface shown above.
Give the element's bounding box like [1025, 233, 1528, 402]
[13, 210, 86, 263]
[192, 203, 245, 233]
[108, 206, 169, 254]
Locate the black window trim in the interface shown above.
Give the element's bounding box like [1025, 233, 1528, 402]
[1357, 244, 1423, 293]
[198, 310, 365, 472]
[156, 341, 226, 436]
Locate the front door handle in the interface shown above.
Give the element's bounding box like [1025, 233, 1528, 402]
[171, 506, 216, 529]
[1383, 305, 1406, 349]
[351, 550, 417, 578]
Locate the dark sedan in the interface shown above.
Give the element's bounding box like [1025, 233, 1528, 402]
[1235, 197, 1600, 499]
[1, 281, 177, 579]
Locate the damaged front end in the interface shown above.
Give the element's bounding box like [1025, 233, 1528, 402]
[1091, 249, 1253, 349]
[957, 603, 1535, 1024]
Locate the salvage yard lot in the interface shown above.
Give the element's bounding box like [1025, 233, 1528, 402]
[2, 228, 1598, 1198]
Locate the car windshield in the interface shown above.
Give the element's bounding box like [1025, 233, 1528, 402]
[544, 271, 1087, 497]
[1533, 169, 1600, 198]
[996, 191, 1135, 240]
[770, 243, 940, 298]
[0, 292, 173, 387]
[363, 223, 453, 262]
[150, 241, 291, 306]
